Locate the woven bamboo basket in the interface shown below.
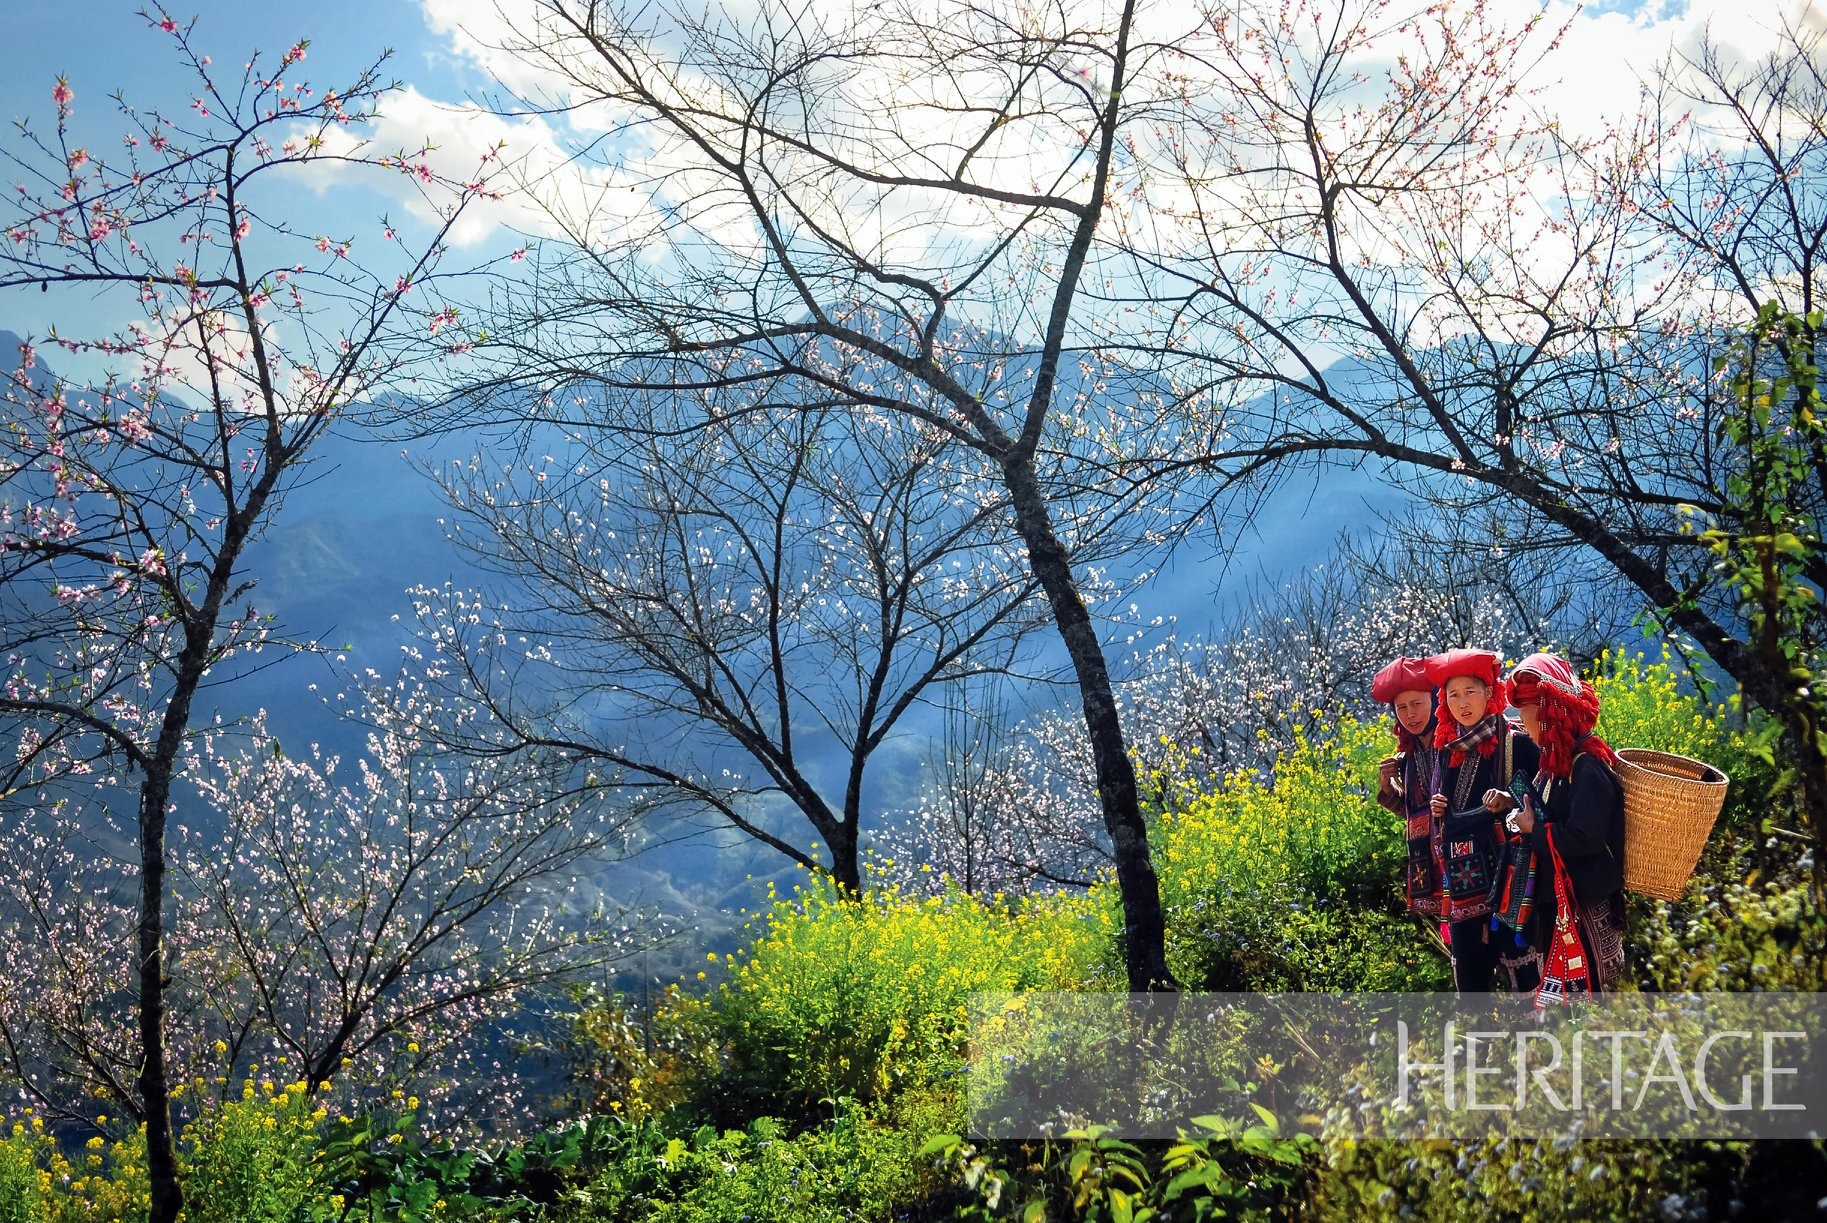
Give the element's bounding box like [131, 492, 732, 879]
[1612, 748, 1730, 901]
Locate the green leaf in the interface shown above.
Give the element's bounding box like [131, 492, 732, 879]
[917, 1133, 960, 1158]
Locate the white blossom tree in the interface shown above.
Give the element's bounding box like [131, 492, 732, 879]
[0, 11, 505, 1213]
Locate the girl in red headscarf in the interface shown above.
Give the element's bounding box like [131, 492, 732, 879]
[1492, 653, 1627, 1002]
[1371, 656, 1443, 919]
[1423, 649, 1541, 993]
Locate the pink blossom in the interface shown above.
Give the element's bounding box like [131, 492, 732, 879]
[159, 16, 176, 32]
[315, 235, 331, 253]
[52, 79, 72, 107]
[509, 247, 527, 262]
[18, 343, 35, 369]
[67, 148, 89, 171]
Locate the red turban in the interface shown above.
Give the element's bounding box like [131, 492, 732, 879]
[1426, 648, 1508, 756]
[1507, 652, 1616, 778]
[1371, 656, 1433, 705]
[1372, 655, 1437, 752]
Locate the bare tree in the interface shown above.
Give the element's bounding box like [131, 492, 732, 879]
[0, 15, 494, 1215]
[408, 378, 1086, 894]
[436, 0, 1217, 988]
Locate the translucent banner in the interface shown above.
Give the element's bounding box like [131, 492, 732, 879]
[966, 992, 1827, 1140]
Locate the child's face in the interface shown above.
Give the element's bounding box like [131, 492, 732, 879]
[1392, 689, 1433, 736]
[1517, 701, 1543, 742]
[1444, 676, 1490, 727]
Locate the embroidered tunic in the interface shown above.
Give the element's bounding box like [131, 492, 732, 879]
[1528, 751, 1627, 994]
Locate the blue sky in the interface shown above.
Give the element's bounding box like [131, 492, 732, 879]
[0, 3, 553, 357]
[3, 3, 466, 124]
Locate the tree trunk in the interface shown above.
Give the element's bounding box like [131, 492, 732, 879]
[829, 823, 862, 899]
[136, 764, 182, 1223]
[1000, 453, 1177, 991]
[1767, 691, 1827, 908]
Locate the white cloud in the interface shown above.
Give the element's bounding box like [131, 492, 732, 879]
[276, 85, 594, 248]
[397, 0, 1822, 347]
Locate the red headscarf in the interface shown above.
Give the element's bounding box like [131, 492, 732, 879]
[1507, 652, 1617, 779]
[1426, 648, 1508, 763]
[1371, 656, 1436, 753]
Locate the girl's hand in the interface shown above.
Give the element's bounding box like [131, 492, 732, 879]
[1514, 796, 1536, 835]
[1483, 788, 1516, 814]
[1377, 756, 1402, 797]
[1430, 793, 1447, 818]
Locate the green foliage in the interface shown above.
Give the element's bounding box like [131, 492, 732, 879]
[1629, 850, 1826, 991]
[543, 1099, 929, 1223]
[925, 1108, 1315, 1222]
[1672, 302, 1827, 875]
[1307, 1135, 1827, 1222]
[708, 859, 1112, 1116]
[1149, 715, 1446, 990]
[544, 982, 722, 1124]
[0, 1117, 150, 1221]
[179, 1077, 328, 1222]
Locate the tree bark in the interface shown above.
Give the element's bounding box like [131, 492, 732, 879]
[1001, 452, 1177, 991]
[135, 762, 181, 1223]
[828, 822, 861, 899]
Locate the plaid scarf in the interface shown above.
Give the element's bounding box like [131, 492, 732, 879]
[1442, 712, 1503, 768]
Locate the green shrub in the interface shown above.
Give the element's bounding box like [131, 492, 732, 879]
[1307, 1135, 1827, 1222]
[1589, 647, 1775, 834]
[927, 1108, 1316, 1222]
[1630, 853, 1826, 991]
[551, 1099, 930, 1223]
[549, 982, 724, 1124]
[179, 1075, 330, 1222]
[1149, 715, 1443, 990]
[710, 860, 1111, 1115]
[0, 1115, 149, 1223]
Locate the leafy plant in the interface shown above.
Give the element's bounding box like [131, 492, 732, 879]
[923, 1106, 1315, 1222]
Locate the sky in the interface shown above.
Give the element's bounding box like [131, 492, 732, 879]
[6, 0, 1820, 282]
[3, 0, 1820, 342]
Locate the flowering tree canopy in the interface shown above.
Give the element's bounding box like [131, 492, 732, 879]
[0, 10, 510, 1216]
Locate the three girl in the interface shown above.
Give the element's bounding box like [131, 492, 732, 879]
[1374, 647, 1626, 999]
